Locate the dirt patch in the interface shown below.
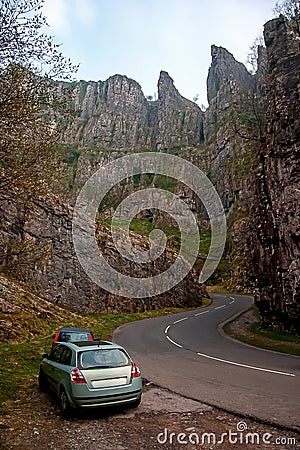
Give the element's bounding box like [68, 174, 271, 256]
[0, 379, 299, 450]
[224, 308, 258, 338]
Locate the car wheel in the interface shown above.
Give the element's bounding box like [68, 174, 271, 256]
[130, 396, 141, 408]
[38, 370, 47, 392]
[59, 387, 72, 417]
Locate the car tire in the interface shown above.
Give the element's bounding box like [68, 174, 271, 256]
[129, 396, 142, 408]
[38, 370, 47, 392]
[59, 387, 72, 418]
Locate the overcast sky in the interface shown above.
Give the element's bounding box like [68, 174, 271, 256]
[43, 0, 277, 105]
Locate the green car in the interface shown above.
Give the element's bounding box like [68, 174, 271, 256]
[39, 340, 142, 416]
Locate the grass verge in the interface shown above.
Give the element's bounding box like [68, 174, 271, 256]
[226, 306, 300, 356]
[232, 325, 300, 356]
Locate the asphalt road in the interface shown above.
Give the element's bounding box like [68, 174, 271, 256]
[113, 294, 300, 431]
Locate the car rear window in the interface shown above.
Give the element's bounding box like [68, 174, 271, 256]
[79, 349, 130, 369]
[59, 332, 91, 342]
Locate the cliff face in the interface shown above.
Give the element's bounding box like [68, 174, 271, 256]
[205, 45, 255, 214]
[204, 18, 299, 331]
[0, 195, 205, 312]
[61, 71, 204, 151]
[249, 15, 300, 331]
[205, 45, 260, 290]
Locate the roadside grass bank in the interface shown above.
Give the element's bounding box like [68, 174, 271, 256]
[224, 306, 300, 357]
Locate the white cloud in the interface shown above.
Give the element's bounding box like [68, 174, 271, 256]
[43, 0, 71, 37]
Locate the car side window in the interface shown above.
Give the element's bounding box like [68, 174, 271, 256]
[60, 347, 72, 366]
[49, 345, 65, 363]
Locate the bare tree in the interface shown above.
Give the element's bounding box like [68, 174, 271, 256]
[0, 0, 78, 77]
[273, 0, 300, 35]
[246, 36, 265, 74]
[273, 0, 300, 19]
[0, 0, 78, 200]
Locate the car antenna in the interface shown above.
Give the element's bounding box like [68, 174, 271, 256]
[98, 334, 102, 347]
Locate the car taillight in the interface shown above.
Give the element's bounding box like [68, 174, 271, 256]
[71, 368, 86, 384]
[89, 334, 93, 341]
[53, 331, 60, 347]
[131, 363, 141, 378]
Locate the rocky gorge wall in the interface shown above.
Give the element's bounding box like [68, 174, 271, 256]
[0, 195, 205, 313]
[60, 70, 204, 152]
[248, 15, 300, 331]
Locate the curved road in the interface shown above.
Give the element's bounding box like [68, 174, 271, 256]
[114, 294, 300, 431]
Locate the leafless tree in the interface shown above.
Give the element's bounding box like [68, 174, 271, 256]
[0, 0, 78, 200]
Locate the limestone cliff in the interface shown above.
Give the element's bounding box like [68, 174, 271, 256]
[0, 195, 205, 312]
[205, 45, 255, 214]
[60, 71, 204, 152]
[205, 45, 260, 290]
[249, 15, 300, 332]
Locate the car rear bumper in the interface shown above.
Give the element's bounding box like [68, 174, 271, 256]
[73, 388, 142, 408]
[70, 378, 142, 408]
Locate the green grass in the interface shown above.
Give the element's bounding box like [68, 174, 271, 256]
[154, 175, 177, 193]
[249, 322, 300, 344]
[104, 220, 229, 287]
[0, 340, 47, 413]
[228, 306, 300, 356]
[105, 218, 155, 236]
[233, 330, 300, 356]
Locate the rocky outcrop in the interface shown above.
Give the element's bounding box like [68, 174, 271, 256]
[205, 45, 255, 214]
[61, 71, 204, 152]
[204, 45, 260, 291]
[0, 195, 206, 312]
[61, 75, 153, 150]
[249, 15, 300, 332]
[0, 275, 82, 341]
[156, 71, 204, 149]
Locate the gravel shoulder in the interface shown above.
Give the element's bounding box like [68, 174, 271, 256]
[0, 377, 299, 449]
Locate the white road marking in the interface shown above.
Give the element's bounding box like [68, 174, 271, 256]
[196, 352, 295, 377]
[195, 310, 210, 316]
[230, 296, 235, 300]
[229, 300, 235, 304]
[166, 335, 182, 348]
[164, 296, 295, 377]
[173, 317, 188, 324]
